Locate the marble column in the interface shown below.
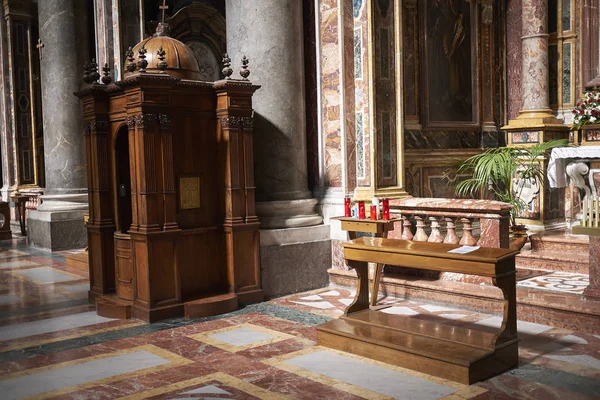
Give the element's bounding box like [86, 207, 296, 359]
[225, 0, 322, 229]
[505, 0, 563, 126]
[94, 0, 114, 80]
[27, 0, 90, 250]
[0, 8, 17, 199]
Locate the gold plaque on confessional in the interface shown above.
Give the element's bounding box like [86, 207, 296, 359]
[179, 177, 201, 209]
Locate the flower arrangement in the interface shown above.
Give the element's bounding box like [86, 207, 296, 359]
[572, 88, 600, 130]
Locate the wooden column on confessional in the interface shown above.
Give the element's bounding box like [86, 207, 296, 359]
[79, 85, 116, 301]
[124, 81, 183, 321]
[215, 79, 264, 305]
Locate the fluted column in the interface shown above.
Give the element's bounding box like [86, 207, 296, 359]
[225, 0, 322, 228]
[28, 0, 90, 250]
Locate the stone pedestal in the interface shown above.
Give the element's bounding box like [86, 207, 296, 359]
[225, 0, 322, 229]
[28, 0, 90, 251]
[584, 235, 600, 301]
[28, 194, 88, 250]
[260, 225, 331, 298]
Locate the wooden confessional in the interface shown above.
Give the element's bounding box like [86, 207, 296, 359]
[76, 25, 263, 321]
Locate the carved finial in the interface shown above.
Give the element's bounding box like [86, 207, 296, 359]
[157, 46, 168, 72]
[240, 56, 250, 80]
[82, 62, 93, 84]
[155, 22, 170, 36]
[90, 59, 100, 83]
[137, 45, 148, 72]
[222, 53, 233, 79]
[101, 63, 112, 85]
[126, 46, 137, 73]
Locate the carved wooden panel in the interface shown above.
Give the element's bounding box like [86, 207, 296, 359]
[179, 177, 201, 209]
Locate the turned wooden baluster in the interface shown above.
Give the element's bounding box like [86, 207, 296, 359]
[443, 217, 459, 244]
[413, 215, 429, 241]
[401, 215, 413, 240]
[459, 218, 477, 245]
[428, 216, 443, 243]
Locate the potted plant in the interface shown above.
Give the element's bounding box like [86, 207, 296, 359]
[454, 139, 569, 249]
[572, 87, 600, 144]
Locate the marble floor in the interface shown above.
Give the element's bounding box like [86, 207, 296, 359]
[0, 237, 598, 399]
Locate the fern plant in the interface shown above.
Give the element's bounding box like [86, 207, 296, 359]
[455, 139, 569, 226]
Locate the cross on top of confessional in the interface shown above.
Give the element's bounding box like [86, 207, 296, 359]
[160, 0, 169, 24]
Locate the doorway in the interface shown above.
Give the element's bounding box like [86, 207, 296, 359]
[115, 127, 132, 234]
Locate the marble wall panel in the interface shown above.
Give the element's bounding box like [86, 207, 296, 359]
[421, 167, 471, 199]
[404, 130, 482, 150]
[404, 150, 478, 199]
[506, 0, 523, 121]
[354, 0, 371, 187]
[402, 1, 419, 126]
[331, 239, 349, 271]
[320, 0, 343, 188]
[545, 186, 566, 222]
[511, 131, 541, 144]
[581, 0, 599, 90]
[344, 0, 357, 193]
[373, 1, 397, 188]
[404, 163, 421, 198]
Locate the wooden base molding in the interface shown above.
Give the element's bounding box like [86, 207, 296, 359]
[236, 289, 265, 306]
[64, 251, 89, 271]
[95, 295, 132, 319]
[184, 293, 238, 319]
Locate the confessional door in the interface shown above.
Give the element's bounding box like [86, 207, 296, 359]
[114, 127, 134, 301]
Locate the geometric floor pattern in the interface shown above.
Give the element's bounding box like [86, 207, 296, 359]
[0, 237, 598, 399]
[517, 271, 590, 294]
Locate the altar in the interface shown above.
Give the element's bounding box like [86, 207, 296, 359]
[547, 146, 600, 225]
[548, 146, 600, 191]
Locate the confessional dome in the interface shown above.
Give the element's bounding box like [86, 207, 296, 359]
[124, 23, 202, 81]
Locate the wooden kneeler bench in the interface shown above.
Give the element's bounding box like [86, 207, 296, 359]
[317, 237, 520, 384]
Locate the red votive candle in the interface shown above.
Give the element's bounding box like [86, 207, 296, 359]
[370, 205, 377, 220]
[382, 198, 390, 220]
[358, 201, 366, 219]
[344, 197, 351, 217]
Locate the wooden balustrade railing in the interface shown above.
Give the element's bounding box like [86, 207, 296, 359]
[581, 197, 599, 228]
[573, 196, 600, 236]
[389, 198, 512, 249]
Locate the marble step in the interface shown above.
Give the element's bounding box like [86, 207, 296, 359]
[529, 230, 589, 253]
[516, 249, 589, 274]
